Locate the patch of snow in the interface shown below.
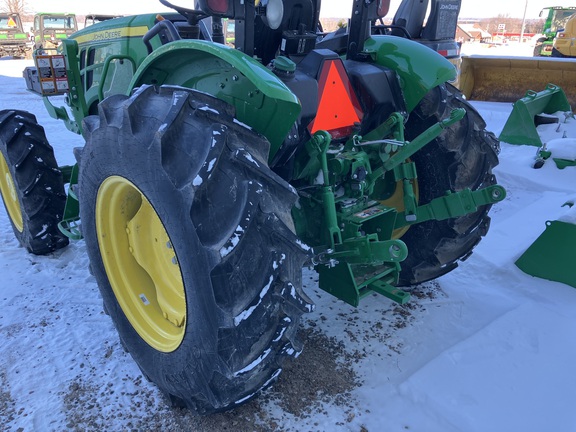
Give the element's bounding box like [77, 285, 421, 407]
[206, 158, 217, 173]
[233, 348, 271, 377]
[219, 225, 244, 258]
[172, 92, 184, 106]
[296, 239, 311, 251]
[233, 118, 252, 130]
[35, 223, 48, 238]
[234, 275, 274, 326]
[239, 151, 259, 167]
[272, 326, 287, 343]
[558, 202, 576, 224]
[198, 105, 219, 115]
[272, 254, 286, 270]
[546, 138, 576, 160]
[234, 368, 281, 405]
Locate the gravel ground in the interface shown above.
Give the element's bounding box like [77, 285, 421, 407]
[0, 261, 443, 432]
[55, 327, 362, 432]
[50, 282, 440, 431]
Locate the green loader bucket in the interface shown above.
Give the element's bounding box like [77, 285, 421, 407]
[515, 219, 576, 289]
[499, 83, 571, 147]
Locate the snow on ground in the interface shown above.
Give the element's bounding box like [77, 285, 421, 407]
[1, 54, 576, 432]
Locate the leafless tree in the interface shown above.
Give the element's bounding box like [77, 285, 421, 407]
[1, 0, 28, 14]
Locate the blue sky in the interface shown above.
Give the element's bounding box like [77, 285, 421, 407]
[23, 0, 573, 19]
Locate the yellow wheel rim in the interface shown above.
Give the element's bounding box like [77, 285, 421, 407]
[378, 171, 420, 239]
[0, 151, 23, 232]
[96, 176, 186, 352]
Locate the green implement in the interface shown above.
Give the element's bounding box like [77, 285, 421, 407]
[516, 203, 576, 289]
[499, 84, 571, 147]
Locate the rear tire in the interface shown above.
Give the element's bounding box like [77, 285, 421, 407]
[398, 83, 500, 285]
[0, 110, 69, 254]
[79, 85, 313, 414]
[533, 42, 543, 57]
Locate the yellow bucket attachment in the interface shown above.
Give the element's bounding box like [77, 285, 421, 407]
[499, 84, 571, 147]
[459, 56, 576, 107]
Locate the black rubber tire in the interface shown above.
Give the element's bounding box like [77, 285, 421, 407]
[0, 110, 69, 254]
[79, 85, 313, 414]
[533, 42, 543, 57]
[398, 83, 500, 286]
[551, 47, 567, 58]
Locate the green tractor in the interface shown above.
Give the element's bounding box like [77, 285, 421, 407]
[533, 6, 576, 56]
[0, 12, 32, 58]
[1, 0, 504, 414]
[32, 12, 78, 50]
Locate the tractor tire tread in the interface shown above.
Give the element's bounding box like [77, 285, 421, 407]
[80, 85, 313, 414]
[0, 109, 68, 254]
[398, 83, 499, 285]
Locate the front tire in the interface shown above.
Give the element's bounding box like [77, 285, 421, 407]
[0, 110, 69, 254]
[398, 83, 500, 285]
[79, 85, 313, 413]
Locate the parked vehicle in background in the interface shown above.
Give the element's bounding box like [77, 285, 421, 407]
[33, 13, 78, 50]
[533, 6, 576, 56]
[552, 12, 576, 57]
[0, 13, 32, 58]
[84, 14, 122, 28]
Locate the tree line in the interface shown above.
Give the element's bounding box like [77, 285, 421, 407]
[477, 16, 544, 35]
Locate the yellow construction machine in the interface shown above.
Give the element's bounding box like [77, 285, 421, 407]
[552, 12, 576, 57]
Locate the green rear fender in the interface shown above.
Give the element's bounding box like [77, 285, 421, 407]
[129, 40, 301, 157]
[363, 36, 457, 112]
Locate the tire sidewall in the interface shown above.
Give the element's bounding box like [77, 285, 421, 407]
[80, 122, 221, 394]
[0, 110, 68, 254]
